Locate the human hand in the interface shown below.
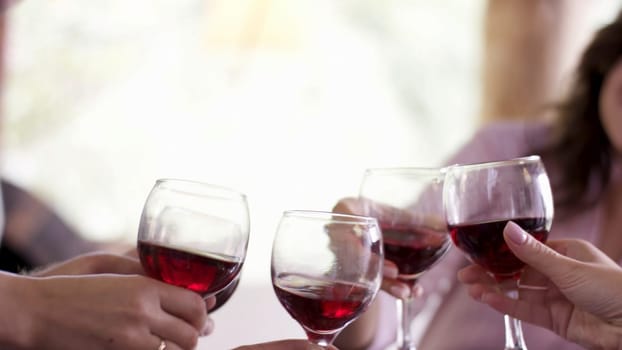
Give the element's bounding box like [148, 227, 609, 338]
[233, 339, 338, 350]
[29, 252, 144, 277]
[19, 274, 211, 350]
[333, 197, 420, 300]
[458, 221, 622, 349]
[28, 251, 219, 331]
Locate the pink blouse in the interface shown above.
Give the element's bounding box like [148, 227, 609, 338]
[371, 121, 604, 350]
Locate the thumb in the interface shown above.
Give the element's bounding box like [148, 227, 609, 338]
[332, 197, 364, 215]
[503, 221, 578, 281]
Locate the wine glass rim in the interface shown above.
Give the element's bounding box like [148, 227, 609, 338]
[155, 178, 247, 200]
[364, 166, 447, 176]
[446, 155, 542, 171]
[282, 210, 379, 224]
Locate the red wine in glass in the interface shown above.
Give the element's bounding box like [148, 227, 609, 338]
[138, 240, 243, 297]
[381, 224, 451, 287]
[273, 273, 375, 333]
[449, 217, 549, 281]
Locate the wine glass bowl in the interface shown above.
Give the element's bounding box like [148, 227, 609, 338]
[359, 167, 450, 350]
[443, 156, 553, 282]
[137, 179, 249, 299]
[271, 210, 383, 347]
[443, 156, 554, 350]
[380, 224, 451, 288]
[449, 217, 549, 282]
[210, 276, 241, 313]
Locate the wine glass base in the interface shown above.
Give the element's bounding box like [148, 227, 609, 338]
[305, 329, 338, 348]
[384, 342, 416, 350]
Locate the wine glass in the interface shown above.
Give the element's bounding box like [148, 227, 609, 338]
[443, 156, 554, 350]
[359, 167, 451, 350]
[137, 178, 250, 303]
[210, 276, 241, 313]
[271, 210, 383, 348]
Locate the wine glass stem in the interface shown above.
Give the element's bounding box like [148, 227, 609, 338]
[306, 330, 338, 348]
[503, 289, 527, 350]
[396, 296, 418, 350]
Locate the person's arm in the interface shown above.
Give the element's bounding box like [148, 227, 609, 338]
[0, 272, 35, 349]
[459, 222, 622, 349]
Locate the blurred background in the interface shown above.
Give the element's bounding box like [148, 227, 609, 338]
[0, 0, 619, 348]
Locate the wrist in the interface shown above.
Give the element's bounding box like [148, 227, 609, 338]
[0, 272, 38, 349]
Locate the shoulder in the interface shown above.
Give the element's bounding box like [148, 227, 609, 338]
[443, 120, 552, 166]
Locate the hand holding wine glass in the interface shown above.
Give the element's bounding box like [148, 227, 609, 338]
[16, 273, 209, 350]
[137, 179, 249, 304]
[358, 167, 451, 350]
[271, 210, 383, 348]
[443, 156, 554, 350]
[459, 223, 622, 350]
[333, 197, 423, 300]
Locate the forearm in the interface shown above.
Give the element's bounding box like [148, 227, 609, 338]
[334, 298, 380, 350]
[0, 272, 36, 349]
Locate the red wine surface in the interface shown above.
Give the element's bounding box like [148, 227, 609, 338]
[273, 273, 374, 332]
[381, 224, 450, 284]
[138, 240, 242, 296]
[449, 217, 549, 280]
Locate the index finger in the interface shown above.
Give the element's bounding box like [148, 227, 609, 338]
[480, 291, 553, 331]
[457, 264, 494, 285]
[333, 197, 365, 215]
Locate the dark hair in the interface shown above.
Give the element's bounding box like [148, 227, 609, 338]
[542, 11, 622, 215]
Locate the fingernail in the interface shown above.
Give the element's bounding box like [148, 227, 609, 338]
[204, 296, 216, 311]
[505, 221, 527, 245]
[456, 269, 466, 282]
[201, 318, 214, 337]
[412, 285, 424, 298]
[384, 265, 398, 279]
[390, 285, 410, 299]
